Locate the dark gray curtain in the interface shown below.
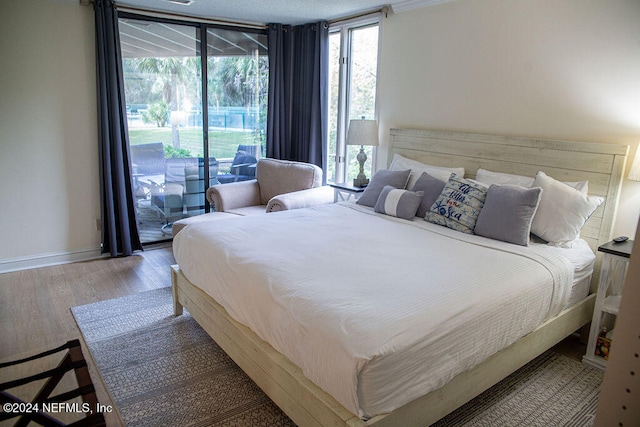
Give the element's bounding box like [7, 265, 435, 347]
[267, 24, 292, 161]
[94, 0, 142, 256]
[267, 22, 328, 173]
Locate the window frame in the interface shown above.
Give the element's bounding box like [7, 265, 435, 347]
[328, 16, 380, 184]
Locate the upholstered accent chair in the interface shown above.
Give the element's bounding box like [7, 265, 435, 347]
[172, 158, 334, 235]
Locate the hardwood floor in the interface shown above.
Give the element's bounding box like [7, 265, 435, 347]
[0, 245, 587, 426]
[0, 245, 175, 426]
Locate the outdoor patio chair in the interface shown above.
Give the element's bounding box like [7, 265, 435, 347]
[150, 157, 195, 223]
[217, 145, 260, 183]
[184, 157, 220, 216]
[130, 142, 165, 200]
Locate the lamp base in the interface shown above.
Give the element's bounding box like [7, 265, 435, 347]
[353, 145, 370, 188]
[353, 177, 369, 188]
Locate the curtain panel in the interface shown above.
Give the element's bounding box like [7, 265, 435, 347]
[267, 22, 328, 175]
[94, 0, 142, 256]
[267, 24, 292, 161]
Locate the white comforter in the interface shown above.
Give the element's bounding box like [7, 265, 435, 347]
[173, 202, 574, 418]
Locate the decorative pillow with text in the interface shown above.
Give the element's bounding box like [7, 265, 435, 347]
[424, 174, 488, 234]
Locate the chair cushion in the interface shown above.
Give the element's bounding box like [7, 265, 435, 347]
[225, 205, 269, 216]
[256, 159, 323, 205]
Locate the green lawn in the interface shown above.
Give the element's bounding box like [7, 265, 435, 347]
[128, 127, 261, 159]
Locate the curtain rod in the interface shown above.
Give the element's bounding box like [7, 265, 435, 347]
[327, 6, 390, 25]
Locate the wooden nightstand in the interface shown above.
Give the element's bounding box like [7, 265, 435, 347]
[330, 182, 366, 202]
[582, 239, 633, 369]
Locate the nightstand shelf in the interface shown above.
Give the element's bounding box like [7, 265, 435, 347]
[601, 295, 622, 316]
[330, 182, 366, 202]
[582, 239, 632, 370]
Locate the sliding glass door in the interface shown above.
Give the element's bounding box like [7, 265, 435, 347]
[119, 16, 267, 243]
[120, 18, 203, 243]
[206, 28, 268, 185]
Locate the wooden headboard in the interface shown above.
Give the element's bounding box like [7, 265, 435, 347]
[388, 128, 628, 286]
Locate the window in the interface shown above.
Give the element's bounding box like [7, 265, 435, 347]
[328, 20, 379, 184]
[119, 15, 267, 243]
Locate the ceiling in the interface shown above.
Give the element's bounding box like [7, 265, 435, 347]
[117, 0, 414, 26]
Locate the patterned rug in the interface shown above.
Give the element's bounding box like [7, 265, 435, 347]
[432, 351, 602, 427]
[72, 287, 603, 426]
[72, 287, 293, 426]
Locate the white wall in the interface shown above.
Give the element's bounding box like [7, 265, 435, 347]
[378, 0, 640, 238]
[2, 0, 640, 271]
[0, 0, 100, 271]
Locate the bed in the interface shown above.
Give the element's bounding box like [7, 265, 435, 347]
[171, 128, 628, 426]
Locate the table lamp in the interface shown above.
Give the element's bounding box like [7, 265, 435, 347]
[346, 118, 379, 187]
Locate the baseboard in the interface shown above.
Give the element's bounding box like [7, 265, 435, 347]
[0, 247, 105, 274]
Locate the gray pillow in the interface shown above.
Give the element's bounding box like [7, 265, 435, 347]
[474, 184, 543, 246]
[411, 172, 448, 217]
[356, 169, 411, 207]
[374, 186, 424, 220]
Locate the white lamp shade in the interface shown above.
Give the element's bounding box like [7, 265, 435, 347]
[629, 146, 640, 181]
[346, 119, 379, 147]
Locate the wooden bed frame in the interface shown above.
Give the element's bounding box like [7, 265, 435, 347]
[172, 129, 628, 426]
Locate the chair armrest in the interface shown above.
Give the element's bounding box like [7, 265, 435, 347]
[266, 186, 335, 212]
[230, 162, 257, 170]
[206, 180, 261, 212]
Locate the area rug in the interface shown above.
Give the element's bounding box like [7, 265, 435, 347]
[72, 287, 604, 426]
[432, 351, 602, 427]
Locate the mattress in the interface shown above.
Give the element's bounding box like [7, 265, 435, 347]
[173, 202, 589, 418]
[530, 238, 594, 308]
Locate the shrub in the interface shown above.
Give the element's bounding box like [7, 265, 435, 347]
[141, 101, 169, 127]
[164, 145, 192, 158]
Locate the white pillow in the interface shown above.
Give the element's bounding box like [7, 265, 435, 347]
[530, 171, 603, 246]
[476, 168, 534, 188]
[390, 153, 464, 189]
[475, 168, 589, 193]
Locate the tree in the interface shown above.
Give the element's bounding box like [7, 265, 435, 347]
[208, 54, 268, 109]
[131, 57, 197, 149]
